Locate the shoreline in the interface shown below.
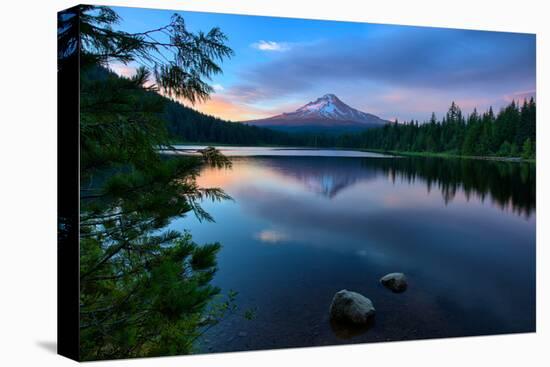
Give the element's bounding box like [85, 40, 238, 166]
[361, 149, 536, 163]
[167, 142, 535, 163]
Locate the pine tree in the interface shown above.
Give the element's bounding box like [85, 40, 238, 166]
[522, 138, 534, 159]
[59, 5, 241, 359]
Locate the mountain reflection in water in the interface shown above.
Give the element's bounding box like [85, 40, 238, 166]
[169, 154, 535, 353]
[197, 156, 534, 215]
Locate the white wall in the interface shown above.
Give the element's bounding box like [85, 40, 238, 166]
[0, 0, 547, 366]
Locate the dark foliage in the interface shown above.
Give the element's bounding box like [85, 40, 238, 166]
[58, 5, 243, 359]
[334, 100, 536, 159]
[366, 157, 535, 217]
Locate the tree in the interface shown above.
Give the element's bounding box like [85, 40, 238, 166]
[59, 5, 241, 359]
[498, 141, 512, 156]
[522, 138, 534, 160]
[60, 5, 233, 102]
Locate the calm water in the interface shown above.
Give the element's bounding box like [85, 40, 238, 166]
[169, 148, 536, 353]
[170, 145, 391, 158]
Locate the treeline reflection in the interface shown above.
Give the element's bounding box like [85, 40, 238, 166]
[372, 157, 535, 217]
[251, 156, 535, 217]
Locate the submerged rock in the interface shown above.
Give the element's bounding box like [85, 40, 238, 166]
[329, 290, 375, 324]
[380, 273, 408, 293]
[198, 315, 216, 326]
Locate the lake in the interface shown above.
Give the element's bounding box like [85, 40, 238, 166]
[169, 147, 536, 353]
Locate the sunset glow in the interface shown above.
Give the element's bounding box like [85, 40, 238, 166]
[110, 6, 535, 122]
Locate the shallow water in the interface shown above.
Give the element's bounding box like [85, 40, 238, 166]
[169, 148, 536, 353]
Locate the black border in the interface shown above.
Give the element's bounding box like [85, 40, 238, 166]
[57, 4, 81, 361]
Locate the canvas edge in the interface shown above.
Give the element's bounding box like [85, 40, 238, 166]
[57, 4, 83, 362]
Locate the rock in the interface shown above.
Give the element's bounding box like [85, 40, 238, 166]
[237, 331, 248, 337]
[380, 272, 408, 292]
[329, 290, 375, 324]
[198, 315, 216, 326]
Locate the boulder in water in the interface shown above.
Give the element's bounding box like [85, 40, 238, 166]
[329, 290, 375, 324]
[380, 272, 408, 293]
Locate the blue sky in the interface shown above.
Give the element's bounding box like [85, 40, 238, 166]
[110, 6, 536, 122]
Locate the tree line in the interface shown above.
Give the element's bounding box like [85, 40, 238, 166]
[164, 98, 300, 146]
[335, 100, 536, 159]
[163, 95, 536, 160]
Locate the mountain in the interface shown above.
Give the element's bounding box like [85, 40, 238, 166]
[242, 94, 390, 134]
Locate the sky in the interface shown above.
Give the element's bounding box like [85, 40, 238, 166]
[110, 6, 536, 123]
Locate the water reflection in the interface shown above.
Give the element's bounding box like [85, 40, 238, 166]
[178, 154, 535, 353]
[370, 157, 536, 217]
[252, 157, 380, 198]
[330, 318, 375, 339]
[198, 156, 535, 215]
[255, 229, 288, 244]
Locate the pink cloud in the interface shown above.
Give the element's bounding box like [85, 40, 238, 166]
[109, 63, 136, 78]
[187, 95, 293, 121]
[504, 90, 536, 103]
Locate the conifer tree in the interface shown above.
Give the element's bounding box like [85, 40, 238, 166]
[344, 100, 535, 159]
[59, 5, 239, 359]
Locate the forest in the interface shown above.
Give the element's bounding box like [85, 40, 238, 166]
[164, 98, 300, 146]
[335, 100, 536, 159]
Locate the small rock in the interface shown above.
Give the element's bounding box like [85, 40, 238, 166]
[329, 289, 375, 324]
[198, 315, 216, 326]
[238, 331, 248, 337]
[380, 272, 408, 293]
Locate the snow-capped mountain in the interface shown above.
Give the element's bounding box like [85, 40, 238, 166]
[242, 94, 389, 133]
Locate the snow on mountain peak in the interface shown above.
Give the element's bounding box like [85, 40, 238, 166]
[297, 94, 340, 114]
[293, 94, 374, 122]
[243, 93, 389, 129]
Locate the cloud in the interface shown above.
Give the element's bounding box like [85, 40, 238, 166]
[245, 29, 534, 95]
[189, 95, 255, 121]
[504, 90, 536, 103]
[109, 62, 136, 78]
[108, 27, 536, 122]
[255, 229, 288, 244]
[190, 94, 295, 121]
[212, 83, 225, 92]
[251, 40, 290, 52]
[226, 27, 535, 121]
